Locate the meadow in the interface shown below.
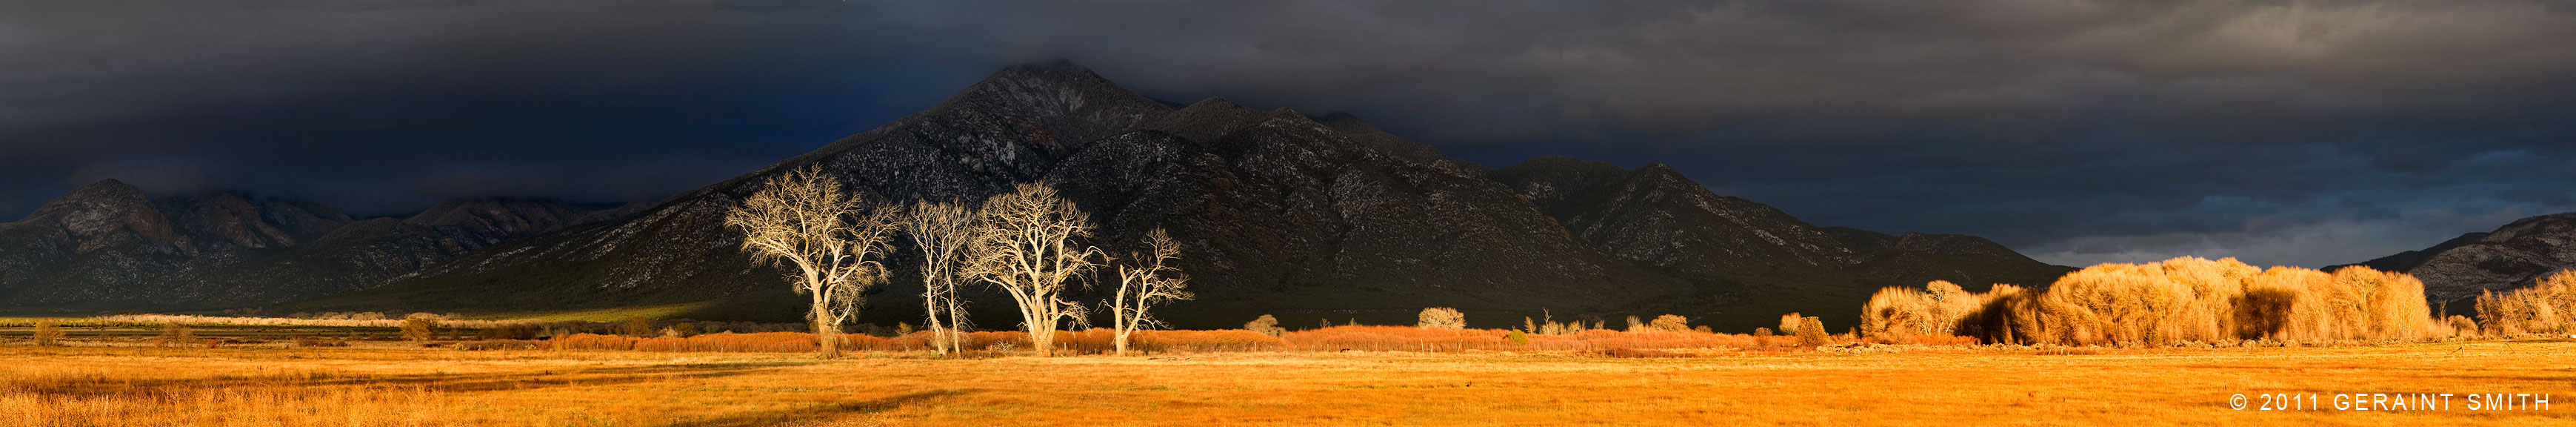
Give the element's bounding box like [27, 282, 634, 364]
[5, 334, 2569, 426]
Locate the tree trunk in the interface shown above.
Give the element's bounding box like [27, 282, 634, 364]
[813, 301, 840, 359]
[1114, 329, 1131, 357]
[1029, 317, 1055, 357]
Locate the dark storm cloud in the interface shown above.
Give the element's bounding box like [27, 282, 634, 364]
[2, 1, 2572, 267]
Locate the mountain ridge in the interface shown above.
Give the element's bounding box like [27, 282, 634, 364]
[2341, 212, 2576, 302]
[0, 182, 629, 311]
[275, 61, 2066, 331]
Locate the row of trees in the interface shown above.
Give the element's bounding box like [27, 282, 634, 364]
[1861, 257, 2460, 345]
[2477, 270, 2576, 335]
[724, 167, 1191, 357]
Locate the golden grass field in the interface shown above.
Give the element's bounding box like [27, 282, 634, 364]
[6, 339, 2572, 426]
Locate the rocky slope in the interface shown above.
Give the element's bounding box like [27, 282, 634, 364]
[0, 181, 617, 310]
[1491, 156, 2073, 326]
[2348, 213, 2576, 302]
[285, 61, 2061, 331]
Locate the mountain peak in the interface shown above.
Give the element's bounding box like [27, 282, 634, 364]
[998, 59, 1091, 76]
[2366, 211, 2576, 301]
[76, 178, 141, 193]
[24, 179, 154, 222]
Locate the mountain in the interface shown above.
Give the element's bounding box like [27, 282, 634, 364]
[282, 61, 2063, 331]
[0, 182, 621, 311]
[2344, 213, 2576, 302]
[2339, 232, 2489, 273]
[1490, 156, 2074, 327]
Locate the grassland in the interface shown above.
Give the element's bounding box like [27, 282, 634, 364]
[6, 338, 2570, 426]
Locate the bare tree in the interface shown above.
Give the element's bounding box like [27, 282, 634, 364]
[904, 200, 976, 356]
[723, 165, 901, 358]
[1108, 228, 1193, 356]
[966, 182, 1100, 357]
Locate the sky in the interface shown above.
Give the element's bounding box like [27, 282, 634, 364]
[1, 0, 2572, 268]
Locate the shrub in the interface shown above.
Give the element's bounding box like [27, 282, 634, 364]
[1778, 313, 1806, 336]
[1795, 317, 1829, 346]
[1417, 308, 1466, 330]
[1752, 327, 1773, 346]
[1648, 314, 1690, 332]
[672, 322, 700, 337]
[1504, 330, 1530, 345]
[2445, 315, 2479, 337]
[32, 318, 63, 346]
[159, 322, 194, 346]
[1246, 314, 1285, 337]
[401, 314, 440, 342]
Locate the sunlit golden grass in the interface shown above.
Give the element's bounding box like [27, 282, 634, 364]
[6, 339, 2569, 426]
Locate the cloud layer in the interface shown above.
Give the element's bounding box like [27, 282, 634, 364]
[2, 0, 2572, 267]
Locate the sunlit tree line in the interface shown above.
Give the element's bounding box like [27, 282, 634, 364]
[1862, 256, 2477, 345]
[724, 166, 1189, 357]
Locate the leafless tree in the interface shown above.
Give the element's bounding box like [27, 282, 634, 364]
[966, 182, 1100, 357]
[905, 200, 975, 356]
[723, 165, 900, 358]
[1108, 228, 1193, 356]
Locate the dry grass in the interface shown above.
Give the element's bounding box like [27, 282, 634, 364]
[2, 338, 2566, 426]
[531, 326, 1803, 356]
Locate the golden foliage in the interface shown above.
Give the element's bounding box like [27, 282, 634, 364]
[1795, 317, 1829, 346]
[1245, 315, 1285, 337]
[1864, 256, 2440, 345]
[1415, 308, 1465, 330]
[401, 314, 441, 342]
[1862, 281, 2024, 343]
[1647, 314, 1690, 333]
[2475, 269, 2576, 336]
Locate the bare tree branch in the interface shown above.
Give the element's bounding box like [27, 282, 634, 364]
[722, 165, 898, 358]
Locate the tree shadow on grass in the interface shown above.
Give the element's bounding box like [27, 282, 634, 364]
[657, 389, 968, 427]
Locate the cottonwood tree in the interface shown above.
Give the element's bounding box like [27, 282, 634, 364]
[1107, 228, 1193, 356]
[905, 200, 976, 355]
[724, 165, 901, 358]
[967, 182, 1100, 357]
[1417, 308, 1465, 329]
